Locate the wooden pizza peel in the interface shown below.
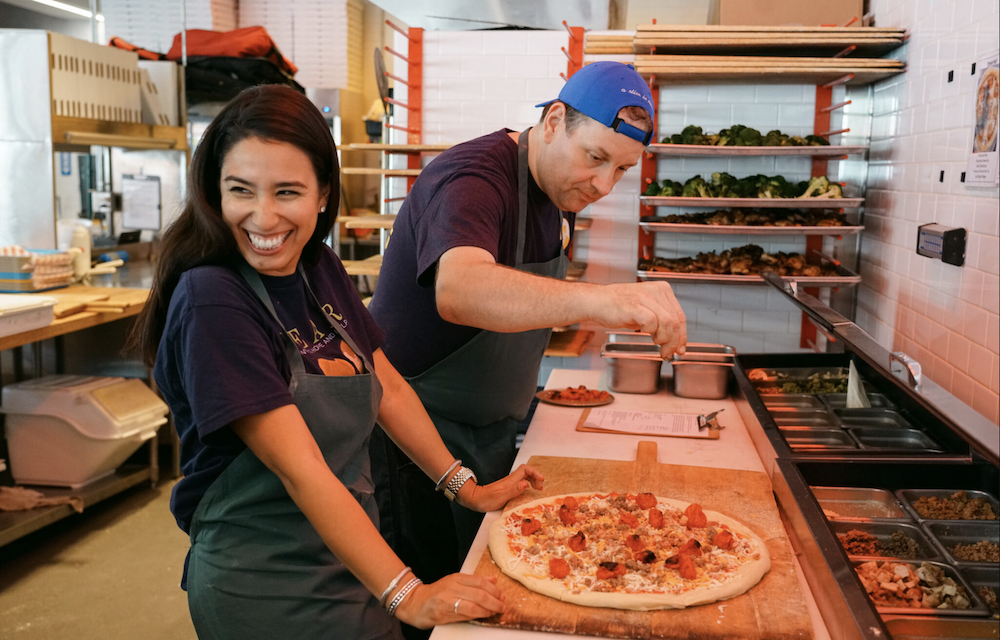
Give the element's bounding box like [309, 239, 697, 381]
[472, 441, 815, 639]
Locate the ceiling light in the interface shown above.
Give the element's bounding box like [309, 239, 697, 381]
[25, 0, 105, 21]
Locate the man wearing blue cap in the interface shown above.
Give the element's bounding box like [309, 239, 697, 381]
[368, 62, 687, 626]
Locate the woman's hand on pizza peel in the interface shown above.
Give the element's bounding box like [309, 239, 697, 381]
[394, 573, 505, 628]
[457, 463, 545, 513]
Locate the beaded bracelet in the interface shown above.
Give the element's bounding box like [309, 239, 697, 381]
[386, 577, 422, 617]
[378, 566, 412, 608]
[434, 459, 462, 491]
[443, 466, 477, 502]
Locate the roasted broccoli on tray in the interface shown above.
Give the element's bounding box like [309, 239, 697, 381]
[644, 173, 843, 199]
[660, 125, 831, 147]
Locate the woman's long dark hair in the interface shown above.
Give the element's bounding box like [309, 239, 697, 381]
[127, 84, 339, 366]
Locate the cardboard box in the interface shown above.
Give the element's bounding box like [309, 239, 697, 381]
[710, 0, 865, 27]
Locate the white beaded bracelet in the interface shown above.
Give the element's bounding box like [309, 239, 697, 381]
[443, 466, 477, 502]
[434, 459, 462, 491]
[379, 566, 411, 608]
[387, 577, 422, 617]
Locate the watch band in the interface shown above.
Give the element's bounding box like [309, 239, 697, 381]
[443, 466, 476, 502]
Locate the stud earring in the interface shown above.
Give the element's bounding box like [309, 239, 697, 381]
[320, 206, 326, 213]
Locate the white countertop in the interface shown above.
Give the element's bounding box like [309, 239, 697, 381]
[430, 369, 832, 640]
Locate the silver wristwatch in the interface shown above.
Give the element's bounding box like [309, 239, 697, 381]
[443, 466, 476, 502]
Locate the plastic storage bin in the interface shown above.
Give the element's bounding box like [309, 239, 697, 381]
[1, 375, 168, 488]
[0, 294, 57, 337]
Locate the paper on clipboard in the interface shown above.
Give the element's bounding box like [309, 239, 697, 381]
[576, 408, 719, 439]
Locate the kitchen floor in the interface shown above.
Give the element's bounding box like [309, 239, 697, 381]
[0, 480, 197, 640]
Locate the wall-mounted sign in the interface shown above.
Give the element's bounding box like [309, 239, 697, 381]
[121, 174, 161, 231]
[965, 52, 999, 186]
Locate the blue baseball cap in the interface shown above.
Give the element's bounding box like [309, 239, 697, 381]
[535, 61, 655, 146]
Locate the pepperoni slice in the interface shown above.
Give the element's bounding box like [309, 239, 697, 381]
[619, 512, 639, 528]
[549, 557, 571, 579]
[562, 496, 579, 510]
[521, 518, 541, 536]
[559, 505, 577, 526]
[634, 550, 657, 564]
[624, 534, 645, 552]
[684, 503, 708, 529]
[635, 493, 658, 510]
[677, 553, 697, 580]
[713, 529, 735, 550]
[568, 531, 586, 552]
[678, 538, 703, 557]
[648, 508, 665, 529]
[596, 565, 615, 580]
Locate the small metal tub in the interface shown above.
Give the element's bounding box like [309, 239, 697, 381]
[925, 522, 1000, 566]
[810, 486, 910, 520]
[958, 566, 1000, 618]
[852, 559, 988, 617]
[851, 428, 942, 452]
[671, 360, 733, 399]
[772, 409, 840, 428]
[822, 393, 896, 410]
[898, 490, 1000, 522]
[883, 617, 1000, 638]
[829, 521, 942, 561]
[673, 343, 737, 364]
[762, 394, 824, 409]
[779, 427, 857, 450]
[836, 408, 916, 430]
[601, 342, 661, 394]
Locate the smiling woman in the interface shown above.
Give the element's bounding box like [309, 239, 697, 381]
[124, 85, 545, 640]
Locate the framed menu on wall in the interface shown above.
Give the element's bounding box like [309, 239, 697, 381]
[121, 174, 162, 230]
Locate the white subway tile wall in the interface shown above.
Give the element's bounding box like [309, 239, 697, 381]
[856, 0, 1000, 424]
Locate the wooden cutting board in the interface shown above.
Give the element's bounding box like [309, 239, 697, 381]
[472, 442, 815, 639]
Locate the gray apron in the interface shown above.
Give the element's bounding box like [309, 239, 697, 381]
[186, 263, 401, 640]
[401, 129, 569, 553]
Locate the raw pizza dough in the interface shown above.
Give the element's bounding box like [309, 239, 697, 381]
[488, 492, 771, 610]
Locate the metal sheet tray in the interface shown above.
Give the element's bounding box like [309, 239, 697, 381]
[882, 616, 1000, 638]
[831, 521, 943, 561]
[645, 143, 869, 157]
[640, 195, 865, 208]
[637, 264, 862, 286]
[836, 408, 916, 429]
[780, 427, 857, 450]
[958, 566, 1000, 619]
[851, 428, 943, 452]
[926, 522, 1000, 567]
[638, 221, 865, 236]
[852, 559, 989, 617]
[823, 393, 896, 410]
[899, 490, 1000, 522]
[773, 409, 841, 428]
[812, 486, 911, 521]
[762, 394, 825, 409]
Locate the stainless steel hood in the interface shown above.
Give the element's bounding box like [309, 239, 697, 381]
[366, 0, 612, 30]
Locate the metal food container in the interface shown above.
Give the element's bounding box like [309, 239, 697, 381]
[671, 360, 733, 399]
[779, 427, 856, 450]
[898, 490, 1000, 522]
[673, 343, 737, 363]
[835, 408, 916, 429]
[762, 394, 824, 409]
[829, 521, 943, 561]
[772, 409, 840, 428]
[883, 617, 1000, 638]
[926, 522, 1000, 566]
[823, 393, 896, 410]
[811, 486, 910, 521]
[600, 342, 661, 394]
[851, 428, 943, 452]
[850, 559, 988, 617]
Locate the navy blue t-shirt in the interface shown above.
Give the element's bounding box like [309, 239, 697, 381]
[368, 129, 574, 377]
[153, 246, 384, 536]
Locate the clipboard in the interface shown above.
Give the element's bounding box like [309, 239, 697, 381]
[575, 407, 721, 440]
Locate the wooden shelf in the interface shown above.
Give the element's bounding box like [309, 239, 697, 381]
[637, 266, 861, 287]
[641, 196, 864, 209]
[52, 116, 188, 151]
[636, 65, 903, 86]
[544, 329, 594, 358]
[343, 143, 452, 153]
[342, 254, 383, 277]
[337, 214, 397, 230]
[648, 144, 867, 157]
[340, 168, 421, 177]
[640, 221, 864, 236]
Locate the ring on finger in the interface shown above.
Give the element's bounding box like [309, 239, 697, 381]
[454, 598, 462, 614]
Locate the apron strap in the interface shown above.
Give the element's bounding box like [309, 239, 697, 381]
[236, 261, 308, 377]
[298, 264, 375, 374]
[516, 129, 530, 267]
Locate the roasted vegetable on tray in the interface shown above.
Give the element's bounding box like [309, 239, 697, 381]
[643, 208, 848, 227]
[643, 173, 843, 199]
[660, 124, 830, 147]
[639, 244, 839, 278]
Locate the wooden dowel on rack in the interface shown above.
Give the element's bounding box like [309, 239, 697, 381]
[385, 97, 409, 110]
[832, 45, 857, 58]
[823, 73, 854, 87]
[821, 100, 852, 112]
[562, 20, 578, 41]
[385, 46, 409, 64]
[384, 71, 409, 85]
[385, 20, 410, 39]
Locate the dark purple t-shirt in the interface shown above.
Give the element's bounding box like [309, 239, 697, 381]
[153, 247, 384, 535]
[368, 129, 574, 377]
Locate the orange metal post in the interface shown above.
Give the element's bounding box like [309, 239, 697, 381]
[405, 27, 423, 192]
[800, 85, 834, 349]
[638, 83, 659, 276]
